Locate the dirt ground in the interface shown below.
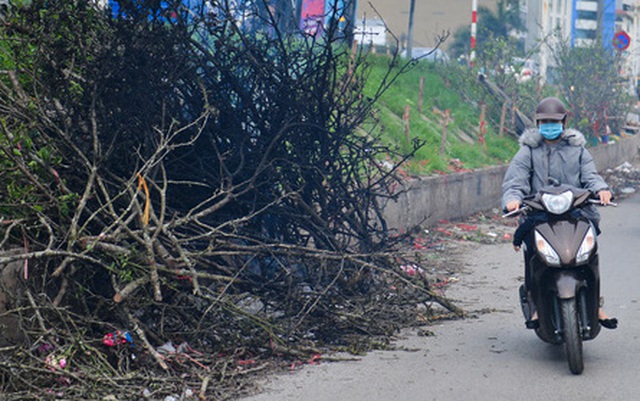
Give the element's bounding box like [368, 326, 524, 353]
[237, 156, 640, 399]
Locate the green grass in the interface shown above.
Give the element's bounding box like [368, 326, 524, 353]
[364, 55, 520, 175]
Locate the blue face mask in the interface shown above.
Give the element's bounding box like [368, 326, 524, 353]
[539, 123, 564, 140]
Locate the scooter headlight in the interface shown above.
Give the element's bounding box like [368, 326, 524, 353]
[575, 226, 596, 264]
[541, 190, 574, 215]
[535, 230, 561, 266]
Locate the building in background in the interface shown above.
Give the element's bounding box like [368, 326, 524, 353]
[353, 18, 387, 47]
[522, 0, 573, 83]
[615, 1, 640, 96]
[98, 0, 639, 93]
[571, 0, 616, 48]
[356, 0, 499, 50]
[523, 0, 621, 82]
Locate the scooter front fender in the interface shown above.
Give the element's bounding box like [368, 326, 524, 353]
[556, 274, 579, 299]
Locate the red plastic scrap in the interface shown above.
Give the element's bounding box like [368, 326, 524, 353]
[289, 354, 322, 371]
[308, 354, 321, 365]
[174, 273, 192, 281]
[455, 223, 478, 232]
[400, 264, 425, 277]
[102, 330, 133, 347]
[431, 278, 451, 288]
[434, 227, 453, 236]
[413, 238, 428, 250]
[413, 237, 433, 250]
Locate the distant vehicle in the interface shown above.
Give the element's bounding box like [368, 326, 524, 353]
[400, 47, 450, 63]
[511, 57, 539, 83]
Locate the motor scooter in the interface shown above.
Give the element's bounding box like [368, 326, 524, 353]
[503, 181, 613, 375]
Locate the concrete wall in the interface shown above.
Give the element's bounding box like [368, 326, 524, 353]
[383, 135, 640, 232]
[589, 136, 640, 171]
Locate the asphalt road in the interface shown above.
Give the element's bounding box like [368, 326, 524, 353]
[240, 193, 640, 401]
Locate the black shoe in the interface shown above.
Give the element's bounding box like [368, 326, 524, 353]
[599, 318, 618, 330]
[525, 319, 539, 329]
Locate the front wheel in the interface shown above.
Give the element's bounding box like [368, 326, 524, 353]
[561, 298, 584, 374]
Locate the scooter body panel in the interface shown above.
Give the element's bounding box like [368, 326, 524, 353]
[536, 219, 593, 266]
[512, 183, 608, 373]
[528, 217, 601, 344]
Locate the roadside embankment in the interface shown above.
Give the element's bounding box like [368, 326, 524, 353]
[383, 134, 640, 232]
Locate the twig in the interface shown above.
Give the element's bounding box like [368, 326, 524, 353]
[52, 276, 68, 307]
[199, 376, 211, 400]
[113, 275, 151, 303]
[25, 289, 48, 334]
[125, 309, 169, 371]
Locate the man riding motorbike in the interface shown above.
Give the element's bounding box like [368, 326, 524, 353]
[501, 96, 618, 330]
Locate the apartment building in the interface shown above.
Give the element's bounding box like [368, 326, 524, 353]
[573, 0, 616, 47]
[615, 1, 640, 93]
[523, 0, 620, 81]
[522, 0, 572, 80]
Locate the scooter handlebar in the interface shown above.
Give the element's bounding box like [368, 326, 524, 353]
[588, 199, 617, 207]
[501, 206, 529, 218]
[502, 197, 616, 219]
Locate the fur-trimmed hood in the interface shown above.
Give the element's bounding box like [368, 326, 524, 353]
[519, 127, 586, 148]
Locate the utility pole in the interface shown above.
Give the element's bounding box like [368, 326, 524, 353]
[295, 0, 304, 30]
[407, 0, 416, 58]
[539, 0, 548, 81]
[470, 0, 477, 66]
[345, 0, 358, 48]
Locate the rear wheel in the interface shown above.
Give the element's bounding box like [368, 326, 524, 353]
[561, 298, 584, 374]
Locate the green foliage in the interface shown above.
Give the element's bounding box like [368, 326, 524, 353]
[0, 0, 424, 319]
[58, 193, 79, 217]
[550, 37, 635, 141]
[364, 56, 522, 175]
[0, 122, 63, 219]
[449, 0, 525, 60]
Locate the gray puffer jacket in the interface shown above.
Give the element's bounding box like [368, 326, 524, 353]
[501, 127, 610, 212]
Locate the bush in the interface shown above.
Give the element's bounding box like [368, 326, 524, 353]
[0, 1, 455, 398]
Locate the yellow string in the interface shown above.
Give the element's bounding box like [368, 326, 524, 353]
[137, 173, 150, 226]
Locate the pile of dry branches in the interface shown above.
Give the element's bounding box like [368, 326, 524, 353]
[0, 1, 457, 399]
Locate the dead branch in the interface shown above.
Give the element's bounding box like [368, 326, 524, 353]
[0, 2, 464, 399]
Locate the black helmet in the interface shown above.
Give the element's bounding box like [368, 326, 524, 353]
[535, 97, 566, 122]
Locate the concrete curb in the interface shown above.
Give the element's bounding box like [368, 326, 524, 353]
[382, 135, 640, 232]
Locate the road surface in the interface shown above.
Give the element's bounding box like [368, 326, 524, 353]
[241, 193, 640, 401]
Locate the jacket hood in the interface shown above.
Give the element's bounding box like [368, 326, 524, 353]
[519, 127, 586, 148]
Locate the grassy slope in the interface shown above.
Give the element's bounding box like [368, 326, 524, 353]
[364, 56, 521, 175]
